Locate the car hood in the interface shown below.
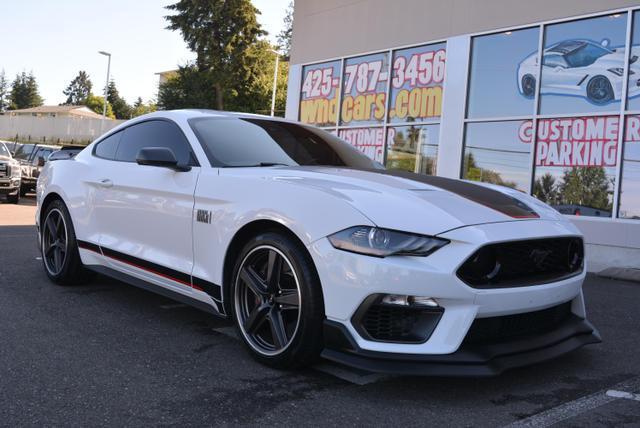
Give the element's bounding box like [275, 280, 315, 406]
[226, 166, 566, 236]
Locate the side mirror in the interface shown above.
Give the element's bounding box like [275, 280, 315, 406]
[136, 147, 191, 172]
[37, 156, 46, 167]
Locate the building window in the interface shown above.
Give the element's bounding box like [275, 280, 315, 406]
[337, 127, 386, 164]
[627, 11, 640, 111]
[539, 14, 627, 115]
[386, 124, 439, 175]
[299, 60, 342, 127]
[532, 116, 620, 217]
[464, 28, 539, 192]
[462, 120, 532, 192]
[467, 28, 539, 119]
[340, 52, 390, 126]
[619, 115, 640, 219]
[388, 43, 446, 123]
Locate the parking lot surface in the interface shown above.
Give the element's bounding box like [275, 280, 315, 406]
[1, 200, 639, 427]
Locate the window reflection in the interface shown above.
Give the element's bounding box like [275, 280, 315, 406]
[468, 27, 539, 119]
[386, 125, 439, 175]
[462, 121, 532, 191]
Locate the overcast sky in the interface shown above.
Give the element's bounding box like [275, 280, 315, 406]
[0, 0, 291, 106]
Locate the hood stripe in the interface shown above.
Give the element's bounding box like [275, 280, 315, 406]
[359, 169, 539, 219]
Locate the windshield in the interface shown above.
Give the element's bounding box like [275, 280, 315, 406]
[0, 143, 10, 158]
[189, 117, 382, 169]
[564, 43, 610, 68]
[14, 144, 36, 160]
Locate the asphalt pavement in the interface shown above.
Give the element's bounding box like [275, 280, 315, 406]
[1, 200, 639, 427]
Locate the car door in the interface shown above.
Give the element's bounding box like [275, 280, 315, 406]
[95, 119, 200, 294]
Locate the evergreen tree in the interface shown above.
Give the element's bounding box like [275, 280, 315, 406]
[131, 97, 157, 117]
[9, 71, 43, 109]
[63, 71, 92, 105]
[558, 167, 612, 210]
[533, 173, 559, 205]
[276, 2, 294, 57]
[158, 64, 217, 110]
[165, 0, 266, 110]
[0, 70, 8, 112]
[107, 80, 132, 119]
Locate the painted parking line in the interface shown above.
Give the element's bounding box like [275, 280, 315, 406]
[606, 389, 640, 402]
[211, 325, 389, 385]
[504, 376, 640, 427]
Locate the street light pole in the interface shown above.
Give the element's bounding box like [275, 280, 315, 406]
[98, 51, 111, 119]
[269, 49, 279, 117]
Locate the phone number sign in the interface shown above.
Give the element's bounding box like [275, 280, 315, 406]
[299, 60, 341, 127]
[389, 44, 446, 123]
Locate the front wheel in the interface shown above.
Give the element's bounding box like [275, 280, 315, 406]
[231, 232, 324, 369]
[6, 189, 20, 204]
[41, 199, 94, 285]
[586, 75, 614, 105]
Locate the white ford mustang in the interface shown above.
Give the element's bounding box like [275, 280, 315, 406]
[36, 110, 600, 375]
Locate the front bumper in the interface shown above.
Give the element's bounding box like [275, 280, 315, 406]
[309, 219, 600, 375]
[0, 178, 20, 195]
[322, 316, 600, 377]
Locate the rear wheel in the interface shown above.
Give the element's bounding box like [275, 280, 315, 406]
[41, 199, 93, 285]
[231, 232, 324, 369]
[521, 74, 536, 98]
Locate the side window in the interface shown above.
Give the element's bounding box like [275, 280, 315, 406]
[543, 54, 567, 68]
[115, 120, 193, 165]
[94, 131, 123, 160]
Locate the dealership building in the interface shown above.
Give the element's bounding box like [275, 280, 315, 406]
[284, 0, 640, 274]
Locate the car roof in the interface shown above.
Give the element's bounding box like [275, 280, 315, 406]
[97, 109, 298, 143]
[548, 39, 610, 55]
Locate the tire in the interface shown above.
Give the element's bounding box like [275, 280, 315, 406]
[40, 199, 94, 285]
[230, 231, 324, 369]
[19, 184, 28, 196]
[586, 75, 614, 105]
[6, 189, 20, 204]
[521, 74, 536, 98]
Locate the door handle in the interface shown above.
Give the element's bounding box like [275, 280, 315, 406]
[98, 178, 113, 188]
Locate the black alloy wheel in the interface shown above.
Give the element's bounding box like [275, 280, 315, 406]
[586, 75, 614, 105]
[40, 199, 94, 285]
[42, 207, 68, 276]
[231, 232, 324, 368]
[235, 245, 302, 356]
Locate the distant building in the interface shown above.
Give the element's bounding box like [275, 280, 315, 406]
[8, 105, 110, 120]
[155, 70, 178, 86]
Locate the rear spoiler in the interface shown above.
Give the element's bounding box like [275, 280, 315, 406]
[49, 145, 85, 161]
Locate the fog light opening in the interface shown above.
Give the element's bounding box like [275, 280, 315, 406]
[381, 294, 439, 308]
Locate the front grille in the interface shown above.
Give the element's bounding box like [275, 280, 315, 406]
[457, 237, 584, 288]
[352, 296, 444, 343]
[463, 302, 572, 345]
[0, 163, 7, 178]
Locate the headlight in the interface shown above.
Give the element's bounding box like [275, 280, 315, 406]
[10, 162, 21, 178]
[607, 67, 625, 76]
[328, 226, 449, 257]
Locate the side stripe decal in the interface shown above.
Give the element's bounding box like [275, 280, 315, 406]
[77, 240, 222, 302]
